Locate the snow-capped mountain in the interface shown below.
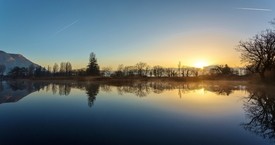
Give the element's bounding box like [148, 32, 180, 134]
[0, 50, 39, 74]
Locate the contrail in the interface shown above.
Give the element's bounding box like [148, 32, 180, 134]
[235, 7, 272, 12]
[55, 19, 79, 35]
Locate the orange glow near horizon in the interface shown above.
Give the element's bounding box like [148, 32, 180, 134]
[38, 31, 242, 69]
[194, 60, 208, 68]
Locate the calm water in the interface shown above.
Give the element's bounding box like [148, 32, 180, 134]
[0, 80, 275, 145]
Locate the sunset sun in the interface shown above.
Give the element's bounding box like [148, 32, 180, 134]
[194, 61, 208, 68]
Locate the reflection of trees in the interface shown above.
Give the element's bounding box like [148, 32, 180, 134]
[0, 81, 48, 104]
[0, 81, 247, 108]
[100, 85, 112, 93]
[106, 82, 242, 98]
[48, 82, 99, 107]
[52, 84, 57, 94]
[115, 82, 175, 97]
[8, 81, 28, 91]
[58, 84, 71, 96]
[203, 84, 236, 96]
[242, 87, 275, 142]
[85, 83, 100, 108]
[116, 83, 150, 97]
[49, 82, 87, 96]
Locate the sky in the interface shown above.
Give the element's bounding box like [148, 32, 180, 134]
[0, 0, 275, 69]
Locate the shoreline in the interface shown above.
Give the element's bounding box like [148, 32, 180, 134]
[3, 75, 252, 83]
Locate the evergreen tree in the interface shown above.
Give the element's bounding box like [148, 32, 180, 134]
[87, 52, 100, 76]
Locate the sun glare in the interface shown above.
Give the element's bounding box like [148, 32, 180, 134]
[194, 61, 207, 68]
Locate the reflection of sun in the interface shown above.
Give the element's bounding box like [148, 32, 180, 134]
[194, 61, 208, 68]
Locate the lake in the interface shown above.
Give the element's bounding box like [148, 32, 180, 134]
[0, 80, 274, 145]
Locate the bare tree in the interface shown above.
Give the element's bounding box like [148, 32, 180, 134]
[65, 62, 72, 75]
[165, 68, 177, 77]
[53, 63, 59, 74]
[47, 65, 52, 73]
[210, 64, 233, 76]
[123, 66, 135, 76]
[60, 62, 66, 74]
[152, 65, 164, 77]
[237, 29, 275, 79]
[114, 64, 124, 77]
[191, 68, 199, 77]
[136, 62, 147, 76]
[145, 65, 151, 76]
[101, 67, 112, 77]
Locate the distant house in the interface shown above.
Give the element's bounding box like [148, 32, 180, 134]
[232, 67, 248, 76]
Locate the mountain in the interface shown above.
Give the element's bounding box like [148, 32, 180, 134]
[0, 50, 39, 74]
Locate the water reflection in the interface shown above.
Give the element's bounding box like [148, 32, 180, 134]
[0, 81, 47, 104]
[111, 82, 244, 97]
[86, 83, 99, 107]
[0, 81, 246, 105]
[1, 80, 275, 143]
[242, 87, 275, 142]
[0, 81, 101, 108]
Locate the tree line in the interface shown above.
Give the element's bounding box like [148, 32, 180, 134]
[108, 62, 236, 78]
[3, 19, 275, 80]
[0, 52, 100, 79]
[0, 52, 236, 79]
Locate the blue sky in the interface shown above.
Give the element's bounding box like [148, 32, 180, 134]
[0, 0, 275, 68]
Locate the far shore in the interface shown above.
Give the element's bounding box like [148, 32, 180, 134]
[3, 75, 254, 83]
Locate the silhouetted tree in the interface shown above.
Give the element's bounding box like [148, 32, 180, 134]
[87, 52, 100, 76]
[8, 67, 28, 78]
[135, 62, 147, 76]
[182, 67, 195, 77]
[47, 65, 52, 73]
[237, 29, 275, 79]
[165, 68, 177, 77]
[74, 68, 86, 76]
[113, 64, 124, 77]
[28, 64, 35, 77]
[60, 62, 66, 75]
[34, 66, 41, 77]
[65, 62, 72, 76]
[152, 65, 164, 77]
[34, 66, 48, 77]
[210, 64, 233, 76]
[53, 63, 59, 75]
[101, 67, 112, 77]
[123, 65, 135, 76]
[191, 68, 199, 77]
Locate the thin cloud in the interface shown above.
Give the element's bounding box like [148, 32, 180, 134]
[235, 7, 272, 12]
[55, 19, 79, 35]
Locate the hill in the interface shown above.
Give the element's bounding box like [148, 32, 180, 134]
[0, 50, 39, 74]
